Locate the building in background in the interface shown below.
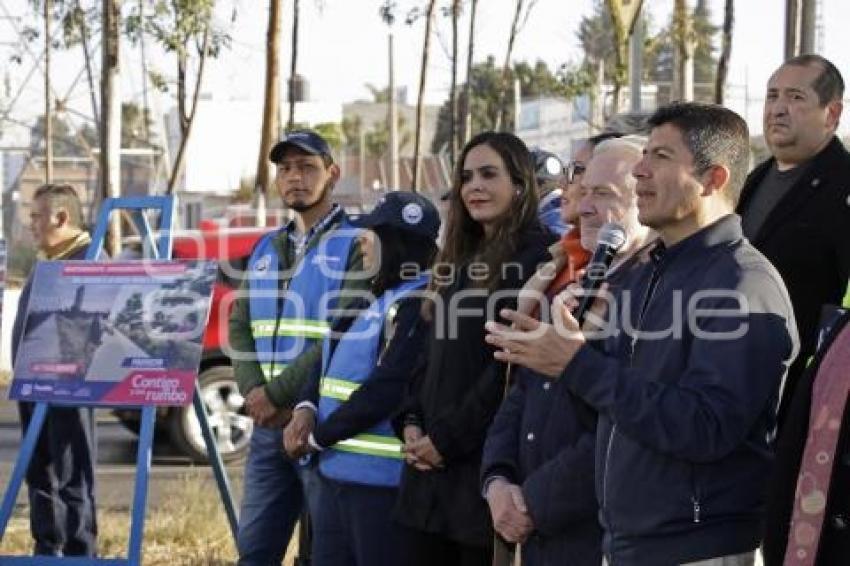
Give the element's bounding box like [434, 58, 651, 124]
[517, 87, 659, 160]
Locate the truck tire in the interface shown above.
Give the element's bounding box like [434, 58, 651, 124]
[168, 365, 253, 464]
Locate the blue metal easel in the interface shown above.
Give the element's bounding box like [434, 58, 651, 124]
[0, 196, 238, 565]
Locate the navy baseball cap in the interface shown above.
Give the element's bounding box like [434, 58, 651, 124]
[351, 192, 441, 240]
[269, 129, 333, 163]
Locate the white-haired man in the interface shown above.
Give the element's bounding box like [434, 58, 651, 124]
[481, 137, 653, 566]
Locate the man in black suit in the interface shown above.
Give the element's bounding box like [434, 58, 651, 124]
[737, 54, 850, 424]
[741, 55, 850, 565]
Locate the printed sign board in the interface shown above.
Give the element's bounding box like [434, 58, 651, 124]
[8, 260, 216, 407]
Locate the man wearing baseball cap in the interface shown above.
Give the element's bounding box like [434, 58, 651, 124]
[229, 129, 370, 565]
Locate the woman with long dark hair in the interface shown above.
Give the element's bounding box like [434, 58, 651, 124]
[393, 132, 556, 565]
[283, 192, 440, 566]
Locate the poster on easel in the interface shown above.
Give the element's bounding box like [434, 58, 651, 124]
[7, 260, 217, 407]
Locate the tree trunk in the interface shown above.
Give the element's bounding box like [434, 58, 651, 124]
[673, 0, 695, 102]
[628, 16, 644, 112]
[715, 0, 733, 104]
[77, 2, 99, 127]
[45, 0, 53, 184]
[388, 32, 399, 189]
[101, 0, 121, 255]
[256, 0, 282, 219]
[175, 0, 188, 137]
[177, 51, 188, 137]
[137, 0, 149, 143]
[449, 0, 460, 167]
[166, 23, 211, 195]
[411, 0, 437, 192]
[495, 0, 524, 131]
[460, 0, 478, 147]
[605, 0, 628, 115]
[288, 0, 299, 130]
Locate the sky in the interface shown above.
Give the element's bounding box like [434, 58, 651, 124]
[1, 0, 850, 146]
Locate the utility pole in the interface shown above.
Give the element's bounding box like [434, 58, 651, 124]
[513, 78, 521, 134]
[287, 0, 299, 130]
[388, 32, 399, 189]
[101, 0, 121, 254]
[785, 0, 801, 60]
[814, 0, 824, 52]
[44, 0, 53, 184]
[800, 0, 816, 54]
[785, 0, 816, 60]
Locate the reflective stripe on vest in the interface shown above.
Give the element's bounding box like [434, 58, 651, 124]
[319, 377, 360, 401]
[334, 433, 403, 459]
[247, 222, 356, 382]
[317, 274, 429, 487]
[843, 280, 850, 309]
[251, 319, 330, 339]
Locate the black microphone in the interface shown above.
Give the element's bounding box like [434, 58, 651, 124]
[573, 222, 626, 325]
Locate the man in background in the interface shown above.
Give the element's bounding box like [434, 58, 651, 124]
[13, 184, 97, 557]
[737, 54, 850, 425]
[749, 55, 850, 566]
[228, 130, 367, 565]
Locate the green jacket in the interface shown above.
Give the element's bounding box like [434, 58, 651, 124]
[229, 215, 368, 408]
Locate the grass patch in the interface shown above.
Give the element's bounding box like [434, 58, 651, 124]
[0, 471, 301, 564]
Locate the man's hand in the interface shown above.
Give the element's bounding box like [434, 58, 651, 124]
[557, 282, 611, 333]
[245, 386, 286, 426]
[485, 297, 586, 379]
[485, 479, 534, 544]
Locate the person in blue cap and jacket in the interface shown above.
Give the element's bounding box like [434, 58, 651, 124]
[284, 191, 440, 566]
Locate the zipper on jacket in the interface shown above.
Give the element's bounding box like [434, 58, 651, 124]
[269, 277, 291, 381]
[601, 260, 664, 540]
[690, 464, 702, 524]
[602, 422, 618, 532]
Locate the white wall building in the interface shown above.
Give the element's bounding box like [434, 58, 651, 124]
[517, 97, 593, 161]
[517, 87, 659, 161]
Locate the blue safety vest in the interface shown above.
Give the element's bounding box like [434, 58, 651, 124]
[317, 274, 429, 487]
[248, 221, 356, 381]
